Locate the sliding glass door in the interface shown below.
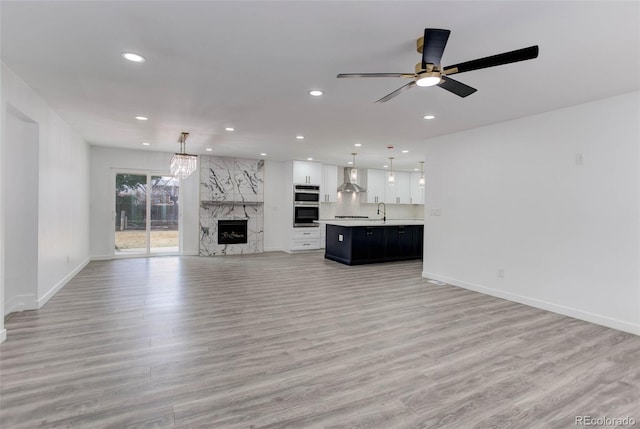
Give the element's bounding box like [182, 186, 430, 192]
[114, 173, 179, 256]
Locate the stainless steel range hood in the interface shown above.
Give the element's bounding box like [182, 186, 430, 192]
[337, 167, 366, 193]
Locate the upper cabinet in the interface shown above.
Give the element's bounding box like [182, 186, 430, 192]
[363, 168, 423, 205]
[410, 172, 425, 204]
[293, 160, 322, 185]
[321, 164, 338, 203]
[365, 169, 386, 204]
[385, 171, 411, 204]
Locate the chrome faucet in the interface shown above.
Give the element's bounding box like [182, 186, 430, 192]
[377, 202, 386, 222]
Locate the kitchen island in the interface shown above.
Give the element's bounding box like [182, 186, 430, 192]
[317, 220, 424, 265]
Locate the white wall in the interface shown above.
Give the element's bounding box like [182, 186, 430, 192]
[422, 92, 640, 335]
[1, 63, 91, 330]
[0, 57, 4, 341]
[4, 107, 39, 314]
[263, 160, 286, 252]
[89, 146, 200, 258]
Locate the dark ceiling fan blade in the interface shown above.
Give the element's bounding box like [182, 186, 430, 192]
[437, 76, 477, 98]
[374, 81, 417, 103]
[443, 45, 539, 75]
[422, 28, 450, 67]
[337, 73, 414, 78]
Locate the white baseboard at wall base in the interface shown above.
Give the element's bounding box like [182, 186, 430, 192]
[422, 271, 640, 336]
[0, 329, 6, 344]
[181, 251, 199, 256]
[91, 254, 112, 261]
[38, 256, 91, 309]
[5, 294, 38, 314]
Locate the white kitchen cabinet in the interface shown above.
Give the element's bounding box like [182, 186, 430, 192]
[290, 227, 321, 250]
[320, 164, 338, 202]
[385, 171, 411, 204]
[293, 160, 322, 185]
[365, 169, 386, 204]
[410, 172, 425, 204]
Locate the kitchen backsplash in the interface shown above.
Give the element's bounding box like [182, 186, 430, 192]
[319, 191, 424, 220]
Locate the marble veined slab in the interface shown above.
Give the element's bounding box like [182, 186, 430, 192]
[200, 156, 264, 203]
[199, 156, 265, 256]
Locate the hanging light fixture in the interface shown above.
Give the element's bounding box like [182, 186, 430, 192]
[419, 161, 425, 186]
[350, 152, 358, 183]
[170, 132, 198, 180]
[388, 157, 395, 185]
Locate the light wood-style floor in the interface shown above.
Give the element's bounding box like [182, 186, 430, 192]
[1, 252, 638, 428]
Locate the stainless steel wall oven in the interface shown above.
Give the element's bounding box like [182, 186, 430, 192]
[293, 184, 320, 227]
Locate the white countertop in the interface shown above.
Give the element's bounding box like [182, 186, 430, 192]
[316, 219, 424, 227]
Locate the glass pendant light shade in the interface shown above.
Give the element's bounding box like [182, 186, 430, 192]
[350, 153, 358, 183]
[170, 132, 198, 180]
[419, 161, 425, 187]
[388, 157, 395, 185]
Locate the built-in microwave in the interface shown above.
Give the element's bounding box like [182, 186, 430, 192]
[294, 205, 320, 227]
[294, 184, 320, 205]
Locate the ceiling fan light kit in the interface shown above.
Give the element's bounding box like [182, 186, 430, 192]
[337, 28, 538, 102]
[415, 72, 441, 87]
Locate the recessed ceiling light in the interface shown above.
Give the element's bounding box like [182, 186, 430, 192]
[383, 165, 389, 168]
[122, 52, 145, 63]
[225, 127, 234, 132]
[354, 143, 362, 147]
[296, 135, 305, 140]
[141, 142, 150, 146]
[309, 90, 323, 97]
[260, 153, 267, 156]
[402, 150, 409, 153]
[414, 168, 419, 171]
[205, 148, 213, 152]
[307, 157, 313, 161]
[135, 116, 148, 121]
[348, 161, 353, 165]
[423, 115, 435, 120]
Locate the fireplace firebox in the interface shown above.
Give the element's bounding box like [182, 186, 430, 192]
[218, 220, 248, 244]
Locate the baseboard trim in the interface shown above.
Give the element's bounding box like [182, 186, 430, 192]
[5, 294, 38, 314]
[91, 254, 112, 261]
[181, 250, 199, 256]
[0, 329, 6, 344]
[422, 271, 640, 336]
[38, 256, 91, 308]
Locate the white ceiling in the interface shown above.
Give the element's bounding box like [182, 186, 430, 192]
[1, 1, 639, 171]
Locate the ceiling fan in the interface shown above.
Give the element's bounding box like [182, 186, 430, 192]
[337, 28, 539, 103]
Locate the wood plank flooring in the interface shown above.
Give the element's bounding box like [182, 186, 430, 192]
[1, 252, 638, 428]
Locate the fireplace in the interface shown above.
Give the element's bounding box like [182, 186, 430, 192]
[218, 220, 248, 244]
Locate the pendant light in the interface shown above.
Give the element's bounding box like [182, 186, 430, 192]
[170, 132, 198, 180]
[388, 157, 395, 185]
[350, 153, 358, 183]
[419, 161, 425, 186]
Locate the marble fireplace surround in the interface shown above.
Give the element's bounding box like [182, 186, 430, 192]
[199, 156, 264, 256]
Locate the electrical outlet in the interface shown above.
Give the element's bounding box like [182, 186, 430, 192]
[575, 153, 585, 165]
[430, 208, 441, 216]
[497, 268, 505, 278]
